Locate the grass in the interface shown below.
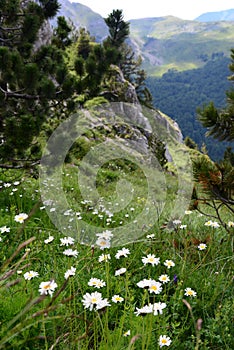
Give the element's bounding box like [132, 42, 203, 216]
[0, 161, 233, 349]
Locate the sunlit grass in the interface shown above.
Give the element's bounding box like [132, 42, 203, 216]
[0, 165, 233, 349]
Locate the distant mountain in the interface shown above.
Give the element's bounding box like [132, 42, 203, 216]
[52, 0, 108, 41]
[195, 9, 234, 22]
[129, 15, 234, 75]
[54, 3, 234, 76]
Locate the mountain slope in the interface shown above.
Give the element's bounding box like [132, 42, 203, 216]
[52, 0, 108, 41]
[129, 16, 234, 75]
[195, 9, 234, 22]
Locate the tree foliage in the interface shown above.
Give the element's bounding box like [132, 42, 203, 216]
[0, 0, 76, 166]
[191, 50, 234, 224]
[197, 48, 234, 142]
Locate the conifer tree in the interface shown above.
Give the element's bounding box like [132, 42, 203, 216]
[0, 0, 76, 168]
[192, 49, 234, 226]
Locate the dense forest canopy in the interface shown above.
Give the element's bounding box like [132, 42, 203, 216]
[146, 56, 233, 160]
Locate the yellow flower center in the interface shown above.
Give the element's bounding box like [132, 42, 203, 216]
[150, 285, 158, 291]
[91, 298, 97, 303]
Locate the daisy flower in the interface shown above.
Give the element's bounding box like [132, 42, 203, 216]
[146, 234, 155, 239]
[82, 291, 103, 311]
[96, 230, 113, 240]
[179, 225, 187, 229]
[24, 271, 39, 280]
[137, 278, 154, 288]
[153, 302, 167, 315]
[95, 237, 111, 250]
[159, 335, 172, 347]
[148, 281, 162, 294]
[98, 253, 111, 262]
[204, 220, 220, 228]
[14, 213, 28, 223]
[172, 219, 181, 225]
[64, 266, 76, 279]
[60, 236, 75, 246]
[135, 304, 153, 316]
[63, 249, 79, 257]
[123, 330, 131, 337]
[159, 274, 170, 284]
[95, 298, 110, 310]
[198, 243, 207, 250]
[227, 221, 234, 227]
[184, 287, 197, 297]
[0, 226, 10, 233]
[39, 280, 58, 296]
[142, 254, 160, 266]
[115, 267, 126, 276]
[44, 235, 54, 244]
[115, 247, 130, 259]
[164, 260, 175, 269]
[112, 295, 124, 303]
[88, 278, 106, 288]
[82, 292, 110, 311]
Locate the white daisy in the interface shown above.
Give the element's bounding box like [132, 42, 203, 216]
[134, 304, 153, 316]
[96, 230, 113, 240]
[172, 219, 181, 225]
[60, 236, 75, 246]
[164, 260, 175, 269]
[148, 281, 162, 294]
[0, 226, 10, 233]
[112, 295, 124, 303]
[64, 266, 76, 279]
[14, 213, 28, 223]
[82, 291, 103, 311]
[44, 235, 54, 244]
[159, 335, 172, 347]
[63, 249, 79, 257]
[142, 254, 160, 266]
[137, 278, 153, 288]
[184, 287, 197, 297]
[98, 253, 111, 262]
[115, 267, 126, 276]
[115, 247, 130, 259]
[95, 298, 110, 310]
[158, 274, 170, 284]
[24, 271, 39, 280]
[39, 280, 58, 296]
[123, 330, 131, 337]
[198, 243, 207, 250]
[95, 237, 111, 250]
[88, 278, 106, 288]
[153, 302, 167, 315]
[146, 234, 155, 239]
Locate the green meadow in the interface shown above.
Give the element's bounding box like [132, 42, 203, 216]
[0, 161, 233, 350]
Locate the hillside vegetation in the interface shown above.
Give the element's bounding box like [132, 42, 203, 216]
[0, 2, 233, 349]
[147, 56, 233, 159]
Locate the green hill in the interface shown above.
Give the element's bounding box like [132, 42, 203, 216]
[129, 16, 234, 75]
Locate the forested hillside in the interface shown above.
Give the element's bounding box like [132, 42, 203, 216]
[147, 56, 233, 159]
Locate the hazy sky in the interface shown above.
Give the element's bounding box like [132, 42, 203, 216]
[71, 0, 234, 20]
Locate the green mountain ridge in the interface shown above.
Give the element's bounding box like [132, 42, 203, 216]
[195, 8, 234, 22]
[129, 15, 234, 75]
[53, 2, 234, 159]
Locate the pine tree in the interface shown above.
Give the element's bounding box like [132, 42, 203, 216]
[104, 9, 130, 48]
[192, 49, 234, 226]
[0, 0, 76, 168]
[197, 48, 234, 142]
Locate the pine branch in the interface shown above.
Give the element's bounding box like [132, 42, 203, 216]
[0, 86, 39, 100]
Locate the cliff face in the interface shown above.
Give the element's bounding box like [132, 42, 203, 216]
[51, 0, 108, 41]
